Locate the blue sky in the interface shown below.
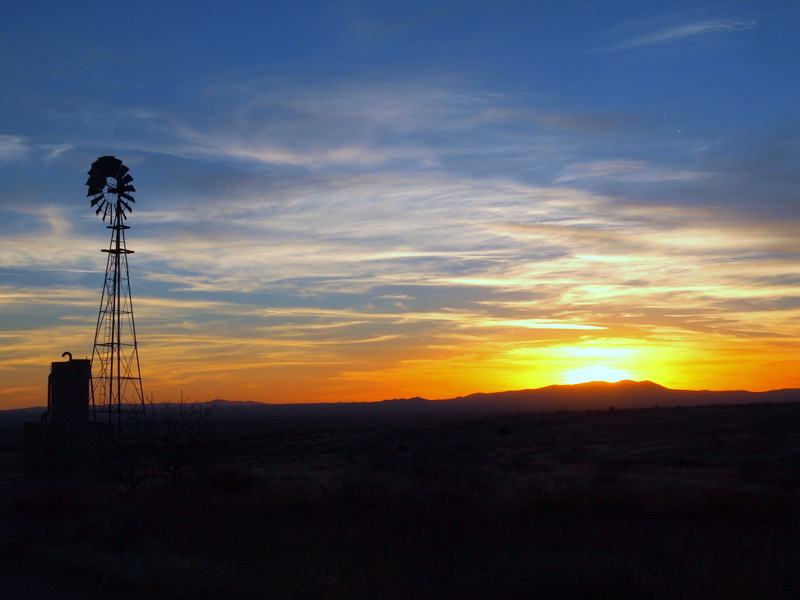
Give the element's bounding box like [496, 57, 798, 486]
[1, 1, 799, 408]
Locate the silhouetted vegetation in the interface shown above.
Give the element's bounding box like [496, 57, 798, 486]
[86, 395, 217, 495]
[2, 402, 800, 598]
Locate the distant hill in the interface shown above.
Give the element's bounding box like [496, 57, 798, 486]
[203, 380, 800, 420]
[0, 406, 49, 425]
[442, 380, 800, 413]
[3, 381, 799, 423]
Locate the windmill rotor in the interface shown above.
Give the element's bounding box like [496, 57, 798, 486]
[86, 155, 136, 221]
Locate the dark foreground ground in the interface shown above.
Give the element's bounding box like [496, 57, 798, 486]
[1, 402, 799, 599]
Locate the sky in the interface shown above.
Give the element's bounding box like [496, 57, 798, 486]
[1, 1, 799, 409]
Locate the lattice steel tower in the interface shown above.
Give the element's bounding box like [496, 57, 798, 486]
[86, 156, 144, 426]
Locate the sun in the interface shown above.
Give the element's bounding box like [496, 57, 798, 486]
[565, 366, 632, 385]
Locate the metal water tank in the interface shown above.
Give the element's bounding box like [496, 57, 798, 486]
[48, 353, 91, 426]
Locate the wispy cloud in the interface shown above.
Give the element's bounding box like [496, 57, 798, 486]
[554, 160, 710, 184]
[95, 82, 636, 179]
[596, 16, 756, 53]
[0, 135, 30, 162]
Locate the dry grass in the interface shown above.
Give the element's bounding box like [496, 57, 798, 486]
[2, 403, 800, 599]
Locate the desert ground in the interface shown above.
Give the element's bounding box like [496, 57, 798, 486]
[1, 401, 799, 599]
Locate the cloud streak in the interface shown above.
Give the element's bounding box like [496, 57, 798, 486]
[596, 16, 756, 53]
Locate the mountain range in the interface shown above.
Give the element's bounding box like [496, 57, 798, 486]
[3, 381, 799, 424]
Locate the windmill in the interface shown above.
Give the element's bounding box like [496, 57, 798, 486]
[86, 156, 144, 427]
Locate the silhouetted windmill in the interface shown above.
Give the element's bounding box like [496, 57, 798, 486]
[86, 156, 144, 427]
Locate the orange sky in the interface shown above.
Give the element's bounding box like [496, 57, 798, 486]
[2, 269, 798, 410]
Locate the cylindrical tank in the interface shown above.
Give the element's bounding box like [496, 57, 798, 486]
[48, 354, 91, 426]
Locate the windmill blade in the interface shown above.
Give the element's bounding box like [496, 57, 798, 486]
[89, 157, 110, 177]
[120, 173, 133, 185]
[86, 175, 105, 195]
[120, 199, 132, 213]
[89, 156, 122, 182]
[103, 156, 123, 174]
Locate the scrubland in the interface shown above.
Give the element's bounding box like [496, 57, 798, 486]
[1, 402, 799, 599]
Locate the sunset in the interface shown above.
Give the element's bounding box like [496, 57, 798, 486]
[2, 3, 800, 597]
[1, 1, 799, 410]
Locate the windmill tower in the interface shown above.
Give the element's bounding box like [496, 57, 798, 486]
[86, 156, 144, 427]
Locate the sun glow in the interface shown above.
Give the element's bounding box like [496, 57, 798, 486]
[565, 366, 633, 385]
